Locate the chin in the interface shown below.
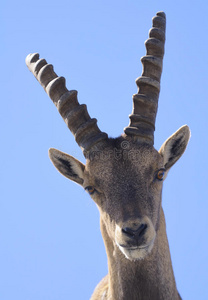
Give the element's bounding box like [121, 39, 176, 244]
[117, 240, 155, 261]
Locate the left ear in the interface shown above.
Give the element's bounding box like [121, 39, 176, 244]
[159, 125, 191, 171]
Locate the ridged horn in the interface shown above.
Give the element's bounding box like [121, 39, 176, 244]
[26, 53, 108, 155]
[124, 11, 166, 145]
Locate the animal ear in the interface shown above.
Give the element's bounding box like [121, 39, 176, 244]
[159, 125, 191, 171]
[48, 148, 85, 185]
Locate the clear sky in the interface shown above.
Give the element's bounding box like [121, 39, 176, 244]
[1, 0, 208, 299]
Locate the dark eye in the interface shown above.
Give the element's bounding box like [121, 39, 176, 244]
[85, 186, 96, 195]
[156, 169, 165, 181]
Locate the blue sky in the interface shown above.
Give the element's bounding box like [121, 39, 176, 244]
[1, 0, 208, 299]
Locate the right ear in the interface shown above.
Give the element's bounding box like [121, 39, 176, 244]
[48, 148, 85, 185]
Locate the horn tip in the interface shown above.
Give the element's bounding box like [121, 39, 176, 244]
[156, 11, 166, 19]
[25, 53, 39, 66]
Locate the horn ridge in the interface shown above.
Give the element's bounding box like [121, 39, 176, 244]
[124, 11, 166, 144]
[26, 53, 108, 155]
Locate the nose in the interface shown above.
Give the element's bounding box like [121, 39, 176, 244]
[122, 223, 147, 239]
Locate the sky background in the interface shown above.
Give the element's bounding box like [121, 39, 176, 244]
[1, 0, 208, 299]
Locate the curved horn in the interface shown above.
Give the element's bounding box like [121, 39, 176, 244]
[26, 53, 108, 156]
[124, 11, 166, 145]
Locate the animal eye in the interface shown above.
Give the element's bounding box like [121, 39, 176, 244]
[156, 169, 165, 181]
[85, 186, 96, 195]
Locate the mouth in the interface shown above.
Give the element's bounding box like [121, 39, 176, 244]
[119, 244, 150, 250]
[116, 240, 155, 261]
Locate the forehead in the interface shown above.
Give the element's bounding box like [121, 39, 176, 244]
[86, 139, 163, 182]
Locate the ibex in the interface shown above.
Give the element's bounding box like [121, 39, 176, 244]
[26, 11, 190, 300]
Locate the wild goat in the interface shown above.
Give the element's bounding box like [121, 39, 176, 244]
[26, 11, 190, 300]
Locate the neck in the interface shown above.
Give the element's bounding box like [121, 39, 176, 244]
[100, 208, 180, 300]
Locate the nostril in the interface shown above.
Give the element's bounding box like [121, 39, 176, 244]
[122, 227, 135, 237]
[137, 223, 147, 237]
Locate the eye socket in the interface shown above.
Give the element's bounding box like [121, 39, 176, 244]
[85, 186, 96, 195]
[156, 169, 165, 181]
